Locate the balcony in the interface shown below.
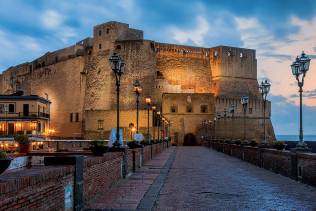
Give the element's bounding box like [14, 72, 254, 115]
[0, 112, 50, 120]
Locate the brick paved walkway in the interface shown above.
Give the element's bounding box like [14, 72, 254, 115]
[153, 147, 316, 211]
[87, 147, 316, 211]
[86, 147, 174, 210]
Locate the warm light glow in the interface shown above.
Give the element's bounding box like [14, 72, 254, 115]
[131, 127, 136, 132]
[14, 144, 18, 147]
[0, 144, 3, 148]
[5, 143, 8, 147]
[152, 105, 156, 110]
[15, 122, 22, 128]
[145, 97, 152, 105]
[48, 129, 55, 134]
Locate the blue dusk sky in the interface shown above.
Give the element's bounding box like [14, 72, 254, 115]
[0, 0, 316, 135]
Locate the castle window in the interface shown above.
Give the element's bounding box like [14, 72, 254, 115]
[98, 120, 104, 130]
[106, 28, 110, 34]
[227, 51, 231, 56]
[214, 51, 218, 57]
[240, 52, 243, 58]
[70, 113, 73, 122]
[249, 108, 253, 114]
[99, 44, 102, 49]
[186, 105, 193, 113]
[55, 56, 58, 63]
[116, 45, 121, 50]
[170, 105, 178, 113]
[99, 30, 102, 36]
[75, 112, 79, 122]
[156, 71, 164, 79]
[200, 105, 208, 113]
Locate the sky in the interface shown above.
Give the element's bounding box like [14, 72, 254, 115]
[0, 0, 315, 135]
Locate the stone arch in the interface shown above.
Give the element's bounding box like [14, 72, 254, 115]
[183, 133, 197, 146]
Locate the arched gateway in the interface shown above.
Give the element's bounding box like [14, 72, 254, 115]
[183, 133, 197, 146]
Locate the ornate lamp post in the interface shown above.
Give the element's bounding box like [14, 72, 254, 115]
[109, 52, 125, 147]
[213, 117, 217, 140]
[156, 111, 161, 141]
[240, 96, 249, 141]
[133, 80, 142, 133]
[259, 80, 271, 143]
[229, 104, 235, 139]
[145, 97, 152, 143]
[291, 52, 311, 150]
[151, 105, 156, 142]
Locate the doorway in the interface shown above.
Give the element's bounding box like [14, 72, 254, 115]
[183, 133, 197, 146]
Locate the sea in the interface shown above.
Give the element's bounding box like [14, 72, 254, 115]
[276, 135, 316, 142]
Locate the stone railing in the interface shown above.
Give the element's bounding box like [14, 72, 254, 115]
[0, 141, 170, 210]
[204, 140, 316, 187]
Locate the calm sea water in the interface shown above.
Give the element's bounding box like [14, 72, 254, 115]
[276, 135, 316, 142]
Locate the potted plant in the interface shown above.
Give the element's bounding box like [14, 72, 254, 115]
[273, 141, 286, 150]
[0, 151, 12, 175]
[15, 135, 31, 153]
[90, 140, 108, 156]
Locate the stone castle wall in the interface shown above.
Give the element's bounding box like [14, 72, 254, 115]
[0, 21, 275, 141]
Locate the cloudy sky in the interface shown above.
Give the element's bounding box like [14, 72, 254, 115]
[0, 0, 315, 135]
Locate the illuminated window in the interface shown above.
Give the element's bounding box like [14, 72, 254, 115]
[98, 120, 104, 130]
[214, 51, 218, 57]
[240, 52, 243, 58]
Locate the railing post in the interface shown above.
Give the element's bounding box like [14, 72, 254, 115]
[132, 150, 136, 172]
[74, 156, 84, 211]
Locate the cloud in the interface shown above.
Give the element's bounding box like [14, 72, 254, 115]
[169, 16, 210, 46]
[270, 94, 316, 135]
[41, 10, 65, 29]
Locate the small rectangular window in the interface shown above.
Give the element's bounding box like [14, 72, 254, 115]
[98, 120, 104, 130]
[70, 113, 73, 122]
[99, 44, 102, 49]
[170, 105, 178, 113]
[200, 105, 208, 113]
[8, 104, 15, 113]
[98, 30, 102, 36]
[249, 108, 253, 114]
[75, 112, 79, 122]
[186, 105, 193, 113]
[0, 104, 4, 113]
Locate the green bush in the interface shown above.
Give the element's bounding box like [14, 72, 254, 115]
[0, 151, 7, 159]
[14, 135, 30, 145]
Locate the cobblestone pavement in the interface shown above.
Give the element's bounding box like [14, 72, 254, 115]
[85, 147, 174, 210]
[153, 147, 316, 211]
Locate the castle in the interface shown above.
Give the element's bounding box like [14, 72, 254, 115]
[0, 21, 275, 144]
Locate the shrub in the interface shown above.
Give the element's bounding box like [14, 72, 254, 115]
[0, 151, 7, 159]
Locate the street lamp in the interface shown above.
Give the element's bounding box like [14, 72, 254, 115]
[109, 52, 125, 147]
[152, 105, 156, 142]
[156, 111, 161, 141]
[259, 80, 271, 143]
[145, 97, 152, 143]
[291, 51, 311, 150]
[229, 104, 235, 139]
[240, 96, 249, 141]
[213, 117, 217, 140]
[133, 80, 142, 133]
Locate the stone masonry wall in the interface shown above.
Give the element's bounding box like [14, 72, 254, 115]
[207, 141, 316, 187]
[0, 142, 168, 210]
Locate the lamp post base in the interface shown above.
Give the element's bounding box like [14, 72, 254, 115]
[292, 141, 311, 152]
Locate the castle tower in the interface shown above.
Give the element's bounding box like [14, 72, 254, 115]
[210, 46, 260, 98]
